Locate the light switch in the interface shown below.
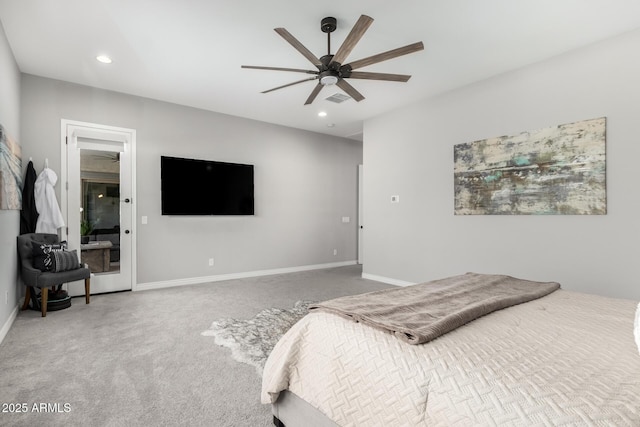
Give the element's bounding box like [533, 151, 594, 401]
[141, 216, 148, 224]
[342, 216, 350, 223]
[391, 195, 400, 203]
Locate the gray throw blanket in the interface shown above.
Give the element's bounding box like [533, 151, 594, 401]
[309, 273, 560, 345]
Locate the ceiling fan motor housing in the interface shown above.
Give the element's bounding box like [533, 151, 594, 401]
[319, 54, 352, 80]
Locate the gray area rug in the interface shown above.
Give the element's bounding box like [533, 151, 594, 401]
[202, 300, 315, 376]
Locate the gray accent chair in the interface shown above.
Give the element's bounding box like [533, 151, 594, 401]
[17, 233, 91, 317]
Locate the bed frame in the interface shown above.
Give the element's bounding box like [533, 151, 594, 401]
[272, 391, 337, 427]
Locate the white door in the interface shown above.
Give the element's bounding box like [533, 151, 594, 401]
[61, 120, 136, 294]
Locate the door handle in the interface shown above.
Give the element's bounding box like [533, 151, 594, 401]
[123, 198, 131, 203]
[125, 230, 130, 234]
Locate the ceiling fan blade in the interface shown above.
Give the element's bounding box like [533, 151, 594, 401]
[262, 77, 318, 94]
[274, 28, 322, 68]
[242, 65, 318, 75]
[345, 41, 424, 70]
[336, 79, 365, 102]
[330, 15, 374, 66]
[304, 83, 324, 105]
[347, 71, 411, 82]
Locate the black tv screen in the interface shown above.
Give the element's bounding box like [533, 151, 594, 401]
[161, 156, 254, 215]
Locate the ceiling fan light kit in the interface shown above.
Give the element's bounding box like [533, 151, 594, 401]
[242, 14, 424, 105]
[320, 74, 338, 86]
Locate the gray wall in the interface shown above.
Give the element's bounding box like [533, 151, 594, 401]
[363, 28, 640, 300]
[0, 21, 21, 331]
[20, 75, 361, 285]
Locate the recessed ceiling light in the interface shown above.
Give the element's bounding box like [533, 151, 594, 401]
[96, 55, 112, 64]
[318, 111, 327, 117]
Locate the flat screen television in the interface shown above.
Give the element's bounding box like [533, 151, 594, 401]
[161, 156, 254, 215]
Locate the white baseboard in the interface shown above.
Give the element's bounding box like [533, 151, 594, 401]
[361, 273, 416, 287]
[0, 304, 18, 346]
[135, 260, 358, 292]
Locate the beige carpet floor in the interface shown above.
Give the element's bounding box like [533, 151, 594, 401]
[0, 265, 391, 427]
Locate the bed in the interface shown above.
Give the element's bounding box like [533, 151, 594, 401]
[261, 274, 640, 426]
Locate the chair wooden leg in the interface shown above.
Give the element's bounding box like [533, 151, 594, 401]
[85, 278, 90, 304]
[41, 287, 48, 317]
[21, 287, 31, 311]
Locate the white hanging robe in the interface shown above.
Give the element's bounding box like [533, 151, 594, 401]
[34, 167, 65, 233]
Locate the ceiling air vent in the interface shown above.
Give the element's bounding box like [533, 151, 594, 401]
[325, 93, 351, 103]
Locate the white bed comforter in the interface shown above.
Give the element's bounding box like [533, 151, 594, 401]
[262, 290, 640, 426]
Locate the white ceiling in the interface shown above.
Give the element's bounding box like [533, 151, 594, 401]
[2, 0, 640, 141]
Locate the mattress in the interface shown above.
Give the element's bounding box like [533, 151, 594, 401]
[262, 290, 640, 426]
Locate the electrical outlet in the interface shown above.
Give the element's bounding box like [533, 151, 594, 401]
[208, 258, 214, 267]
[333, 249, 337, 256]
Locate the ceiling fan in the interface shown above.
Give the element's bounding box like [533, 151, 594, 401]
[242, 15, 424, 105]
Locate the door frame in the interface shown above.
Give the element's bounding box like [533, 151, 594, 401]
[358, 164, 363, 264]
[60, 119, 137, 292]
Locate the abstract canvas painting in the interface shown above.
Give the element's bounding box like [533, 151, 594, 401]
[0, 123, 22, 210]
[454, 117, 606, 215]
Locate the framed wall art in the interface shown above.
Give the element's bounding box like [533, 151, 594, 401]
[0, 123, 22, 210]
[454, 117, 606, 215]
